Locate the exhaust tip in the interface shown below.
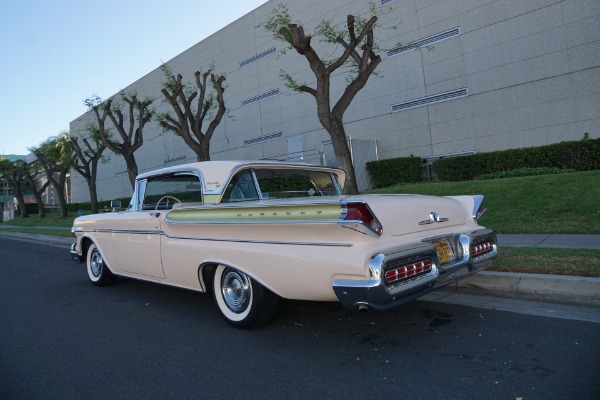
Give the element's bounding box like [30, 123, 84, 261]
[357, 304, 369, 312]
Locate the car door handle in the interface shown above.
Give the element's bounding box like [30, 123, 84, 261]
[149, 212, 160, 218]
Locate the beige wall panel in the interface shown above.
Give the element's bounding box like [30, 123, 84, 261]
[69, 0, 600, 200]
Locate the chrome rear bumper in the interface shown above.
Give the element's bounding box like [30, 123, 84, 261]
[332, 229, 497, 311]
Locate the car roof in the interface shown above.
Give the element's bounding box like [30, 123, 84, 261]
[136, 161, 346, 193]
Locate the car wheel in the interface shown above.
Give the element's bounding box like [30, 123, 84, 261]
[213, 265, 278, 329]
[86, 243, 116, 286]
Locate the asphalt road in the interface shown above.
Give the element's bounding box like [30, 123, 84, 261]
[1, 239, 599, 400]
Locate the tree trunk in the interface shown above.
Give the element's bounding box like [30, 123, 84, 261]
[14, 187, 28, 218]
[124, 155, 138, 190]
[53, 181, 69, 219]
[88, 180, 99, 214]
[32, 190, 46, 218]
[197, 142, 210, 162]
[328, 119, 359, 195]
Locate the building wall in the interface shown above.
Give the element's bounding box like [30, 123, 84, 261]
[70, 0, 600, 202]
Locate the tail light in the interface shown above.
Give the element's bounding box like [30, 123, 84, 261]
[342, 202, 383, 235]
[385, 259, 432, 285]
[475, 206, 487, 220]
[470, 240, 494, 257]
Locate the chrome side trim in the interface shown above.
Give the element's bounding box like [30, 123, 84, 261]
[339, 202, 349, 220]
[164, 234, 352, 247]
[74, 228, 352, 247]
[339, 221, 381, 237]
[165, 218, 341, 225]
[82, 228, 162, 235]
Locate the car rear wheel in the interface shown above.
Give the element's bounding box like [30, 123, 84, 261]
[86, 243, 116, 286]
[213, 265, 278, 329]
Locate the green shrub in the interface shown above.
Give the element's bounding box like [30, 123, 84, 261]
[366, 156, 422, 188]
[24, 203, 39, 215]
[433, 138, 600, 181]
[66, 196, 132, 212]
[476, 167, 576, 180]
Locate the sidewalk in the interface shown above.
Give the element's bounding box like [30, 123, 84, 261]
[1, 229, 599, 308]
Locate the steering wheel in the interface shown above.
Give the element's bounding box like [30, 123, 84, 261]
[155, 195, 182, 211]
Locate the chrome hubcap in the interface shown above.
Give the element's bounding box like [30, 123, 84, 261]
[90, 251, 103, 278]
[221, 269, 251, 313]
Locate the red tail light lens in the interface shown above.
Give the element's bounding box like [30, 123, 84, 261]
[476, 206, 487, 220]
[470, 241, 494, 256]
[343, 202, 383, 235]
[345, 203, 374, 224]
[385, 259, 432, 285]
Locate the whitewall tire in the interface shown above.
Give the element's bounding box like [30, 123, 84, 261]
[213, 265, 278, 329]
[86, 243, 116, 286]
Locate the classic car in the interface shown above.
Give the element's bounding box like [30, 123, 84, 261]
[70, 161, 498, 328]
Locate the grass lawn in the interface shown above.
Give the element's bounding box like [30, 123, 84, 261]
[0, 227, 73, 237]
[491, 247, 600, 277]
[1, 213, 76, 227]
[368, 170, 600, 234]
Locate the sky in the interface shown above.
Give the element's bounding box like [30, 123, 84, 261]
[0, 0, 269, 156]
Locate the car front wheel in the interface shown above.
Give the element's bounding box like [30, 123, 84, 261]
[86, 243, 116, 286]
[213, 265, 278, 329]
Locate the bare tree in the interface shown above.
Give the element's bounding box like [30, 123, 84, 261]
[158, 64, 226, 161]
[85, 93, 154, 189]
[263, 4, 383, 194]
[70, 125, 107, 214]
[0, 158, 28, 218]
[31, 133, 73, 219]
[21, 160, 50, 218]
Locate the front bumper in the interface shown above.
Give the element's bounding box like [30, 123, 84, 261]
[70, 243, 83, 263]
[332, 229, 497, 311]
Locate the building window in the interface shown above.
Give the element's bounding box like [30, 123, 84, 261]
[244, 132, 283, 146]
[386, 27, 461, 58]
[241, 89, 280, 106]
[240, 47, 277, 68]
[391, 88, 468, 112]
[164, 155, 186, 165]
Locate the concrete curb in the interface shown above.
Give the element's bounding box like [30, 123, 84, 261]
[445, 271, 600, 307]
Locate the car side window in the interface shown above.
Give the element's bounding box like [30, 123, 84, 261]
[255, 169, 338, 199]
[141, 174, 202, 210]
[221, 170, 259, 203]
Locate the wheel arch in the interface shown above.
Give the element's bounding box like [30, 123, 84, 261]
[197, 261, 283, 298]
[80, 235, 116, 274]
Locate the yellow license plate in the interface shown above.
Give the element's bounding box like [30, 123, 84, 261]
[435, 240, 454, 263]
